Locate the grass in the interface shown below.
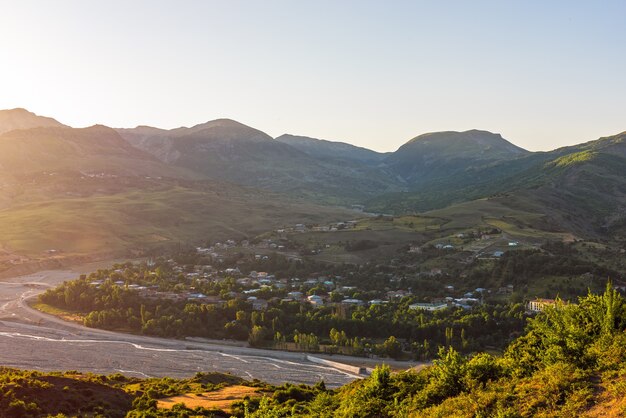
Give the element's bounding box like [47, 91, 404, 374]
[30, 302, 85, 324]
[157, 385, 265, 412]
[0, 184, 354, 259]
[483, 218, 572, 242]
[523, 275, 603, 301]
[287, 220, 430, 264]
[550, 151, 597, 168]
[282, 199, 576, 264]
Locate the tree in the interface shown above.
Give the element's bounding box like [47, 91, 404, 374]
[382, 336, 402, 359]
[248, 325, 270, 347]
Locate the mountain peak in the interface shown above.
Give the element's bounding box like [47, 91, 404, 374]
[180, 118, 264, 135]
[384, 129, 529, 184]
[166, 118, 272, 142]
[400, 129, 528, 155]
[0, 108, 66, 135]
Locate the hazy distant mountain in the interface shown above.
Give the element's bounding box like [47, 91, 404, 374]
[0, 125, 183, 178]
[0, 108, 66, 135]
[275, 134, 388, 164]
[383, 130, 529, 184]
[118, 119, 401, 203]
[117, 119, 273, 164]
[1, 107, 624, 255]
[0, 117, 354, 263]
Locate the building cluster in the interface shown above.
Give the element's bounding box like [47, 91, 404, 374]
[277, 220, 359, 234]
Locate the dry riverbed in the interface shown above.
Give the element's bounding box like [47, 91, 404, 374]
[0, 263, 423, 387]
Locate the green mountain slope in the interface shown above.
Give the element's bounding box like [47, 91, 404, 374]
[383, 129, 529, 184]
[370, 132, 626, 240]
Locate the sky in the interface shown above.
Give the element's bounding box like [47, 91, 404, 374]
[0, 1, 624, 152]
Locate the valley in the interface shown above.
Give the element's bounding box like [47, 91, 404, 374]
[0, 108, 624, 417]
[0, 108, 624, 275]
[0, 267, 373, 388]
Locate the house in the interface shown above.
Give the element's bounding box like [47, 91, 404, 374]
[312, 226, 330, 232]
[527, 298, 557, 313]
[287, 291, 303, 300]
[387, 290, 409, 299]
[493, 251, 505, 257]
[453, 298, 479, 309]
[303, 279, 319, 287]
[409, 302, 448, 312]
[408, 245, 422, 254]
[307, 295, 324, 306]
[341, 299, 364, 306]
[368, 299, 385, 305]
[247, 297, 269, 311]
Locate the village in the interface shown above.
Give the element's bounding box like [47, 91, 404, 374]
[84, 218, 552, 319]
[39, 214, 621, 361]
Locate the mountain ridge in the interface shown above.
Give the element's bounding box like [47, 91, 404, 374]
[275, 134, 388, 164]
[0, 108, 624, 243]
[0, 108, 67, 135]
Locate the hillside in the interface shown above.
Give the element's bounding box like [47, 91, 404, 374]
[0, 108, 66, 135]
[0, 122, 355, 271]
[0, 108, 624, 258]
[0, 125, 184, 178]
[0, 125, 195, 210]
[382, 129, 529, 185]
[368, 132, 626, 241]
[276, 134, 388, 164]
[119, 120, 401, 203]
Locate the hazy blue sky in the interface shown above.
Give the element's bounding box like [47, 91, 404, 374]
[0, 1, 624, 152]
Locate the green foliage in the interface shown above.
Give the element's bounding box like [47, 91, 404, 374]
[550, 150, 597, 168]
[241, 284, 626, 417]
[506, 281, 626, 375]
[7, 283, 626, 416]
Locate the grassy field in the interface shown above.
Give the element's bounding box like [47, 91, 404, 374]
[157, 385, 266, 412]
[0, 183, 355, 261]
[265, 188, 603, 267]
[281, 197, 577, 264]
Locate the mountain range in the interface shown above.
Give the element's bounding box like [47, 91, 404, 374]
[0, 108, 624, 266]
